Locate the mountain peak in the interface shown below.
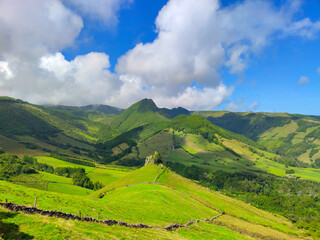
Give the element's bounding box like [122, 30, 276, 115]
[135, 98, 158, 112]
[131, 98, 190, 118]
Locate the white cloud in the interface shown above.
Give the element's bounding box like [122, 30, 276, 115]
[153, 85, 233, 110]
[0, 0, 85, 103]
[63, 0, 133, 26]
[0, 0, 320, 109]
[104, 75, 233, 110]
[317, 67, 320, 75]
[287, 18, 320, 39]
[116, 0, 320, 109]
[0, 0, 124, 106]
[0, 61, 13, 80]
[225, 45, 249, 74]
[0, 0, 83, 58]
[298, 76, 310, 86]
[37, 52, 120, 105]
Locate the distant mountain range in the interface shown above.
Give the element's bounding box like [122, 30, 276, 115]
[1, 95, 320, 169]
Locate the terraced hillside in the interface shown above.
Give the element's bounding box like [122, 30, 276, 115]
[0, 164, 309, 239]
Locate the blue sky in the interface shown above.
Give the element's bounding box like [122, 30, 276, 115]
[0, 0, 320, 114]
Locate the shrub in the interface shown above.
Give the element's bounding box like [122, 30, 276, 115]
[285, 169, 295, 174]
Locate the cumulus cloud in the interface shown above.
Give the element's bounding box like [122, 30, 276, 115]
[298, 76, 310, 86]
[0, 0, 85, 103]
[38, 52, 120, 105]
[0, 0, 83, 58]
[0, 0, 122, 105]
[317, 67, 320, 75]
[116, 0, 320, 109]
[0, 0, 320, 109]
[153, 85, 233, 110]
[63, 0, 133, 26]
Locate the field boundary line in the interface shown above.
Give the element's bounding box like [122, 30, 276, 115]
[0, 201, 224, 231]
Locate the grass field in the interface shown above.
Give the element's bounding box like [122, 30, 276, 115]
[86, 167, 130, 186]
[37, 171, 72, 184]
[216, 214, 301, 240]
[8, 172, 94, 196]
[0, 207, 254, 240]
[100, 183, 219, 225]
[156, 168, 303, 236]
[0, 164, 309, 239]
[36, 156, 132, 187]
[36, 156, 95, 172]
[259, 120, 298, 140]
[255, 158, 320, 182]
[47, 183, 93, 196]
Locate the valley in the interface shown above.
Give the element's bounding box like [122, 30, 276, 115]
[0, 97, 320, 239]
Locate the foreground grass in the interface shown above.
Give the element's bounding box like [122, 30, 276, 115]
[0, 208, 254, 240]
[157, 168, 305, 237]
[0, 165, 309, 239]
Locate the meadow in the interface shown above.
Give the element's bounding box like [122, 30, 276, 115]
[0, 164, 308, 239]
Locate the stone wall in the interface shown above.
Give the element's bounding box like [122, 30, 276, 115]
[0, 201, 224, 231]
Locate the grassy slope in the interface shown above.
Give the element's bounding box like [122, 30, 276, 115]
[0, 164, 307, 239]
[0, 208, 252, 240]
[0, 98, 318, 238]
[133, 124, 320, 181]
[130, 114, 264, 173]
[156, 168, 303, 237]
[138, 130, 174, 160]
[0, 98, 114, 160]
[86, 167, 131, 186]
[43, 104, 123, 140]
[170, 134, 251, 172]
[8, 172, 93, 196]
[4, 156, 133, 196]
[36, 156, 132, 187]
[194, 111, 320, 165]
[23, 104, 97, 142]
[36, 156, 95, 172]
[105, 99, 169, 140]
[94, 165, 305, 239]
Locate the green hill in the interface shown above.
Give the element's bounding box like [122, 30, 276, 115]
[0, 97, 120, 158]
[193, 111, 320, 168]
[1, 97, 320, 238]
[108, 99, 168, 134]
[0, 163, 308, 239]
